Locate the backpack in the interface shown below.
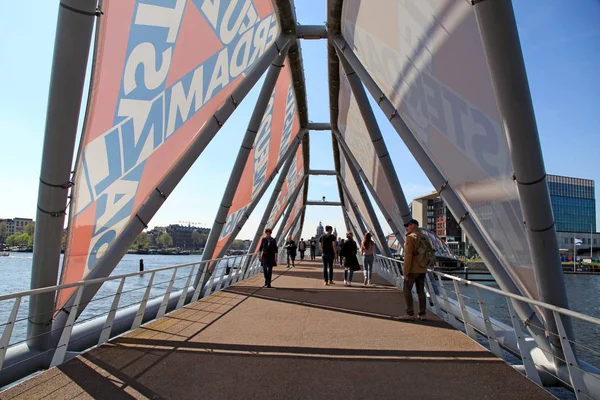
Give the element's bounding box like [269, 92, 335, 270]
[416, 233, 436, 267]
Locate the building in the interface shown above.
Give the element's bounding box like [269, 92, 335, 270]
[410, 192, 462, 243]
[166, 224, 210, 249]
[547, 174, 596, 233]
[316, 221, 324, 237]
[0, 218, 34, 237]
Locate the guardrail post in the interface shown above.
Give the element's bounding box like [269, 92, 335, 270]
[50, 286, 83, 367]
[98, 277, 126, 346]
[453, 280, 478, 340]
[192, 263, 208, 303]
[425, 274, 442, 316]
[436, 275, 460, 329]
[157, 269, 178, 319]
[554, 311, 587, 398]
[506, 299, 542, 386]
[177, 264, 197, 310]
[474, 287, 502, 358]
[131, 272, 155, 330]
[0, 297, 21, 370]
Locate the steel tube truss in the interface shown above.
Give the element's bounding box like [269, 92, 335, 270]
[51, 34, 294, 344]
[335, 49, 412, 226]
[474, 0, 572, 353]
[336, 137, 392, 256]
[333, 130, 404, 246]
[28, 0, 99, 349]
[308, 169, 337, 176]
[305, 201, 342, 206]
[331, 35, 550, 352]
[276, 178, 307, 245]
[337, 176, 368, 235]
[201, 41, 291, 263]
[296, 25, 327, 39]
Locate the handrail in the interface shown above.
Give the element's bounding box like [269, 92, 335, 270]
[0, 253, 258, 302]
[376, 254, 600, 327]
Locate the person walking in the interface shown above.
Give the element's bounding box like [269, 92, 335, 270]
[320, 226, 337, 285]
[361, 232, 376, 285]
[337, 238, 344, 265]
[402, 219, 432, 320]
[298, 238, 307, 260]
[285, 235, 297, 267]
[341, 232, 360, 286]
[309, 237, 316, 260]
[259, 228, 278, 288]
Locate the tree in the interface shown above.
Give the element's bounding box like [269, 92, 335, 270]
[5, 234, 18, 247]
[156, 232, 173, 248]
[0, 222, 7, 239]
[24, 223, 35, 236]
[133, 232, 150, 249]
[6, 233, 31, 247]
[191, 231, 208, 248]
[230, 239, 246, 250]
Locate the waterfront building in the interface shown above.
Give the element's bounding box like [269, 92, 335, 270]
[0, 217, 34, 237]
[410, 193, 462, 243]
[547, 174, 596, 233]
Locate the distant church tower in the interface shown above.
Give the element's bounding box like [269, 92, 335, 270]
[333, 227, 338, 238]
[316, 221, 324, 237]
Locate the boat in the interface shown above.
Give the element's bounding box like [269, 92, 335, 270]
[0, 252, 10, 257]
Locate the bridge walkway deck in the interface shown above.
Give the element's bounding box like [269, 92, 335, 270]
[0, 261, 551, 399]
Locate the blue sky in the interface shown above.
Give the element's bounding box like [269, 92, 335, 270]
[0, 0, 599, 243]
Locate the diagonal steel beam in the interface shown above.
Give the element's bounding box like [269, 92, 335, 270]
[337, 176, 368, 235]
[335, 47, 412, 227]
[202, 41, 292, 263]
[332, 34, 549, 352]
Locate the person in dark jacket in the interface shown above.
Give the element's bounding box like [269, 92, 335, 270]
[285, 235, 297, 267]
[341, 232, 360, 286]
[298, 238, 307, 260]
[259, 228, 278, 288]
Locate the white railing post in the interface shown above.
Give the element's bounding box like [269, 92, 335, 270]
[98, 277, 126, 346]
[453, 280, 478, 340]
[177, 264, 197, 310]
[191, 263, 208, 303]
[475, 287, 502, 358]
[0, 297, 21, 370]
[50, 286, 84, 367]
[157, 269, 179, 319]
[554, 311, 587, 398]
[436, 274, 460, 329]
[131, 272, 155, 330]
[506, 299, 542, 386]
[425, 273, 442, 316]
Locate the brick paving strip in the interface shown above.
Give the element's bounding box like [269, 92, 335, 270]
[0, 261, 553, 400]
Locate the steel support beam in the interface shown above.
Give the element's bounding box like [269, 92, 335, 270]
[280, 206, 306, 244]
[338, 177, 368, 235]
[306, 201, 342, 206]
[296, 25, 327, 39]
[276, 178, 306, 245]
[474, 0, 572, 354]
[27, 0, 98, 349]
[335, 49, 412, 226]
[307, 122, 331, 131]
[333, 130, 404, 245]
[342, 206, 361, 240]
[201, 41, 291, 263]
[332, 35, 549, 352]
[337, 141, 392, 256]
[246, 139, 303, 255]
[309, 169, 337, 176]
[51, 34, 294, 343]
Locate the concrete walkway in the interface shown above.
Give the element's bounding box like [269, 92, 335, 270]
[0, 261, 552, 399]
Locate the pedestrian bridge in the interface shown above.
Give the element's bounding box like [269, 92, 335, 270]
[4, 0, 600, 398]
[0, 261, 551, 400]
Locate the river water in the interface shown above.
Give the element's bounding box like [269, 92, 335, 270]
[1, 254, 599, 377]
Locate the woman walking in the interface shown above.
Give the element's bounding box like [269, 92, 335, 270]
[341, 232, 360, 286]
[285, 235, 297, 267]
[361, 232, 376, 285]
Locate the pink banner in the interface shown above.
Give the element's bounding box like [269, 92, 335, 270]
[59, 0, 279, 309]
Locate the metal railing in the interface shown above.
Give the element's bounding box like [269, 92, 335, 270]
[0, 252, 262, 386]
[374, 254, 600, 400]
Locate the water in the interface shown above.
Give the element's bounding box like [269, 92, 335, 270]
[0, 253, 243, 348]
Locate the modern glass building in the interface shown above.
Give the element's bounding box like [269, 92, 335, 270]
[547, 175, 596, 233]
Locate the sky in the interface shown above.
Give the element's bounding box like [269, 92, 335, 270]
[0, 0, 599, 244]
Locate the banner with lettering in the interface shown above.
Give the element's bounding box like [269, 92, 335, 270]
[280, 182, 304, 239]
[337, 67, 405, 244]
[253, 144, 304, 251]
[59, 0, 280, 308]
[342, 0, 537, 299]
[211, 60, 300, 259]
